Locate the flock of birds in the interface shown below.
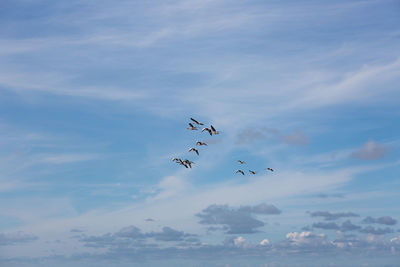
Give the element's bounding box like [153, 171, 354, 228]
[235, 160, 274, 175]
[172, 117, 275, 175]
[172, 117, 216, 169]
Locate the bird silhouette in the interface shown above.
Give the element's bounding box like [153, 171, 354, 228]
[202, 127, 212, 136]
[196, 141, 207, 146]
[187, 123, 198, 130]
[188, 147, 199, 155]
[210, 125, 219, 135]
[183, 159, 194, 168]
[236, 170, 245, 175]
[190, 118, 204, 125]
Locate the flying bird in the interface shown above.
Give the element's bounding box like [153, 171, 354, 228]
[188, 147, 199, 155]
[187, 123, 198, 130]
[202, 127, 212, 136]
[266, 168, 274, 172]
[176, 159, 188, 168]
[190, 118, 204, 125]
[237, 160, 245, 164]
[249, 170, 257, 175]
[196, 141, 207, 146]
[236, 170, 245, 175]
[183, 159, 194, 168]
[172, 158, 187, 168]
[210, 125, 219, 135]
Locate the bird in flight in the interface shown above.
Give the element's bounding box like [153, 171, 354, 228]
[236, 170, 245, 175]
[187, 123, 198, 130]
[174, 158, 188, 168]
[266, 168, 274, 172]
[183, 159, 194, 168]
[237, 160, 245, 164]
[249, 170, 257, 175]
[202, 127, 212, 136]
[210, 125, 219, 135]
[196, 141, 207, 146]
[188, 147, 199, 155]
[190, 118, 204, 125]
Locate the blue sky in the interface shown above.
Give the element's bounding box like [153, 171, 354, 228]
[1, 0, 400, 266]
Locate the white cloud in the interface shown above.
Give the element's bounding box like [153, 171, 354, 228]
[285, 231, 330, 248]
[233, 236, 246, 247]
[260, 238, 270, 246]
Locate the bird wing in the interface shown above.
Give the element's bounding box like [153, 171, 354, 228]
[210, 125, 216, 131]
[191, 118, 199, 124]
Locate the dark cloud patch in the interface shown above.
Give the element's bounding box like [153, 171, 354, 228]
[0, 231, 38, 246]
[340, 220, 362, 232]
[80, 233, 122, 248]
[79, 225, 198, 249]
[281, 131, 309, 146]
[235, 128, 266, 144]
[359, 226, 394, 235]
[70, 228, 85, 233]
[196, 203, 281, 234]
[309, 211, 359, 221]
[312, 220, 361, 232]
[362, 216, 397, 226]
[238, 203, 281, 215]
[351, 140, 389, 160]
[115, 226, 145, 239]
[312, 222, 340, 230]
[147, 227, 196, 242]
[235, 127, 309, 146]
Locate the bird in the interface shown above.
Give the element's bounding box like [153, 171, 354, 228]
[210, 125, 219, 135]
[249, 170, 257, 175]
[188, 147, 199, 155]
[237, 160, 245, 164]
[187, 123, 198, 130]
[172, 158, 187, 167]
[236, 170, 245, 175]
[181, 162, 189, 168]
[173, 158, 188, 168]
[183, 159, 194, 168]
[196, 141, 207, 146]
[266, 168, 274, 172]
[190, 118, 204, 125]
[202, 127, 212, 136]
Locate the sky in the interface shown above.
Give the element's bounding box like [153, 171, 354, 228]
[0, 0, 400, 266]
